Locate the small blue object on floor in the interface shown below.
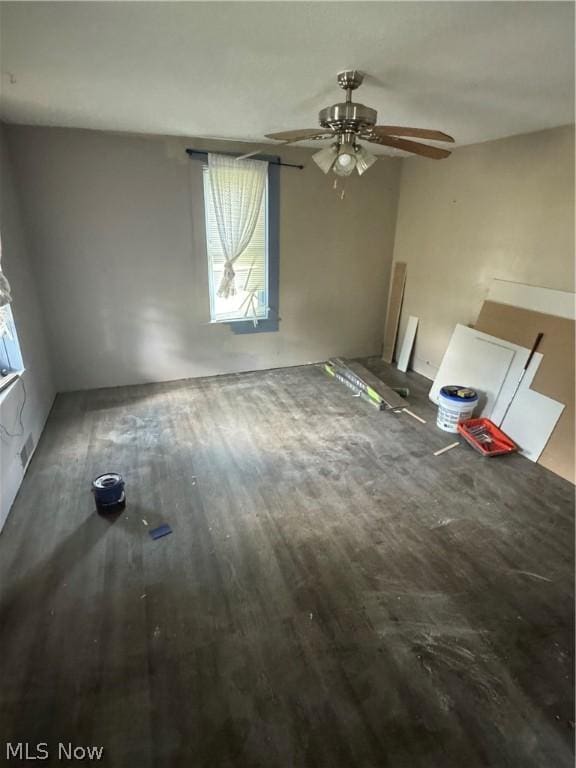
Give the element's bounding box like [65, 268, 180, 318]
[149, 524, 172, 540]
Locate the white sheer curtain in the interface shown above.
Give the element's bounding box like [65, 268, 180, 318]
[208, 153, 268, 299]
[0, 236, 12, 308]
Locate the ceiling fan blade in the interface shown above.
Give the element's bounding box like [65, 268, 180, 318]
[365, 134, 452, 159]
[372, 126, 454, 142]
[265, 129, 333, 143]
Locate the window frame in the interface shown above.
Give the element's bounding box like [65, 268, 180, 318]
[203, 154, 280, 335]
[0, 303, 24, 374]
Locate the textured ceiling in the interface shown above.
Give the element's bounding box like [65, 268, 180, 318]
[0, 1, 573, 154]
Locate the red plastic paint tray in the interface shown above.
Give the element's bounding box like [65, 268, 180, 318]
[458, 418, 518, 457]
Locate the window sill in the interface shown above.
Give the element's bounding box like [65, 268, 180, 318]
[208, 317, 268, 325]
[206, 315, 280, 334]
[0, 370, 24, 404]
[230, 316, 279, 334]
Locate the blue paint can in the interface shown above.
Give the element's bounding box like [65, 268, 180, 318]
[92, 472, 126, 511]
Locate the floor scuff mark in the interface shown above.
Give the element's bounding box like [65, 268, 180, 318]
[510, 570, 553, 583]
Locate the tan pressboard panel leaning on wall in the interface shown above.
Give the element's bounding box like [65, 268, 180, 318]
[476, 301, 575, 484]
[382, 262, 406, 363]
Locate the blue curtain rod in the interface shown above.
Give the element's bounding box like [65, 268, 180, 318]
[185, 148, 304, 170]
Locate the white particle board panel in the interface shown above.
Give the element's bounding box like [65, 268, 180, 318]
[396, 316, 418, 373]
[502, 391, 565, 460]
[487, 279, 575, 320]
[501, 386, 566, 461]
[500, 353, 564, 461]
[429, 324, 532, 422]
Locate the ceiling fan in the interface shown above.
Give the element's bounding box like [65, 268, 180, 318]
[264, 70, 454, 177]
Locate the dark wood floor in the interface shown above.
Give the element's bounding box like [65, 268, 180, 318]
[0, 360, 573, 767]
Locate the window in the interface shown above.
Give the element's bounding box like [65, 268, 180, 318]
[202, 156, 279, 334]
[0, 304, 23, 375]
[203, 167, 268, 322]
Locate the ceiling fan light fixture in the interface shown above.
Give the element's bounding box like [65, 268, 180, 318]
[335, 141, 357, 172]
[312, 144, 338, 174]
[265, 71, 453, 180]
[355, 144, 377, 176]
[333, 160, 355, 177]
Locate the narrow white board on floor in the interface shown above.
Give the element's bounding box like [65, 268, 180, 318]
[396, 316, 418, 373]
[487, 279, 575, 321]
[429, 324, 533, 423]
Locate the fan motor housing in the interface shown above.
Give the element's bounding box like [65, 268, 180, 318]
[319, 102, 377, 134]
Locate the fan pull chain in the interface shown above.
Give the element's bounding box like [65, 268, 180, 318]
[332, 177, 346, 199]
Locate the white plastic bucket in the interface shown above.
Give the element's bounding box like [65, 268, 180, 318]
[437, 386, 478, 433]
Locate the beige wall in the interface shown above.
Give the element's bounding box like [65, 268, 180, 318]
[392, 125, 575, 379]
[6, 123, 572, 397]
[5, 126, 401, 391]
